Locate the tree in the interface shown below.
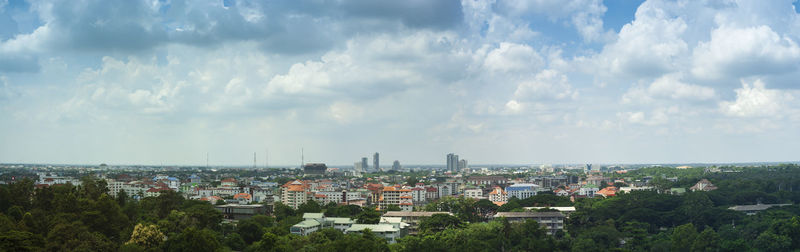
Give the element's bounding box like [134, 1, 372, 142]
[273, 202, 296, 221]
[224, 233, 246, 251]
[126, 223, 166, 249]
[45, 221, 116, 251]
[0, 230, 44, 251]
[406, 177, 419, 186]
[117, 189, 129, 207]
[383, 204, 401, 212]
[754, 231, 791, 251]
[162, 227, 221, 252]
[691, 228, 720, 252]
[356, 207, 381, 224]
[418, 214, 463, 233]
[671, 223, 698, 252]
[237, 219, 266, 245]
[297, 200, 322, 214]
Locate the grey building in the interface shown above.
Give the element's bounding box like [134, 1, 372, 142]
[373, 152, 380, 172]
[362, 157, 369, 171]
[446, 153, 460, 173]
[392, 160, 401, 170]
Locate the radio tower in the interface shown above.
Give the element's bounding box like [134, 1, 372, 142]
[253, 152, 257, 169]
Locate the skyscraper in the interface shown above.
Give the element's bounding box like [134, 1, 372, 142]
[362, 157, 369, 171]
[447, 153, 460, 173]
[458, 159, 467, 171]
[373, 152, 380, 172]
[392, 160, 401, 170]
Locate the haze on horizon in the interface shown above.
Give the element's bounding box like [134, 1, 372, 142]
[1, 0, 800, 166]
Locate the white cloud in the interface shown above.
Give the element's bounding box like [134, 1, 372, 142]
[591, 3, 688, 78]
[692, 25, 800, 79]
[483, 42, 544, 74]
[329, 101, 364, 124]
[720, 79, 793, 118]
[513, 69, 577, 100]
[622, 74, 715, 104]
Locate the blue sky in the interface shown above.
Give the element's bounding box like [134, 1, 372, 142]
[1, 0, 800, 166]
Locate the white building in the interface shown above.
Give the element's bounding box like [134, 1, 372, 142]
[506, 184, 543, 200]
[464, 188, 483, 199]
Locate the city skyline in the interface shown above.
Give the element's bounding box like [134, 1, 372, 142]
[2, 1, 800, 165]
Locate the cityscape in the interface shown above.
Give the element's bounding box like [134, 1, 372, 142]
[2, 0, 800, 251]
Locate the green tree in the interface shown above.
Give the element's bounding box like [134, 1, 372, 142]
[237, 219, 266, 245]
[418, 214, 463, 233]
[754, 231, 791, 251]
[162, 227, 221, 252]
[0, 230, 44, 251]
[691, 228, 720, 252]
[117, 189, 129, 207]
[45, 221, 116, 251]
[224, 233, 246, 251]
[671, 223, 698, 252]
[356, 207, 381, 224]
[297, 200, 322, 215]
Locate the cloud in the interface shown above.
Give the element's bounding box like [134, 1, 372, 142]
[622, 74, 715, 104]
[591, 2, 688, 78]
[483, 42, 544, 74]
[692, 25, 800, 79]
[513, 69, 577, 101]
[719, 79, 793, 118]
[329, 101, 365, 124]
[493, 0, 611, 42]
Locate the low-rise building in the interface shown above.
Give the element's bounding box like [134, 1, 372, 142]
[728, 204, 791, 215]
[506, 184, 543, 200]
[690, 179, 718, 192]
[345, 224, 403, 243]
[215, 204, 267, 220]
[492, 212, 566, 235]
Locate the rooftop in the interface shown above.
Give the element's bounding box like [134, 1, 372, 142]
[493, 212, 566, 218]
[346, 224, 399, 233]
[383, 211, 452, 217]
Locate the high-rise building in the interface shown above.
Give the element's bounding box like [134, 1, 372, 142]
[458, 159, 468, 171]
[362, 157, 369, 171]
[446, 153, 460, 173]
[373, 152, 380, 172]
[392, 160, 401, 170]
[354, 162, 363, 173]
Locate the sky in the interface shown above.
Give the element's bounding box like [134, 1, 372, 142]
[1, 0, 800, 166]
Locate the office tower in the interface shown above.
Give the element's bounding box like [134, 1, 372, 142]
[373, 152, 380, 172]
[458, 159, 467, 171]
[392, 160, 401, 170]
[354, 162, 363, 173]
[362, 157, 369, 171]
[447, 153, 459, 172]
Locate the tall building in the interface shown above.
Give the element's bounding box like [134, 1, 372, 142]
[354, 162, 363, 173]
[446, 153, 460, 173]
[373, 152, 380, 172]
[458, 159, 468, 171]
[392, 160, 401, 170]
[362, 157, 369, 171]
[281, 180, 311, 209]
